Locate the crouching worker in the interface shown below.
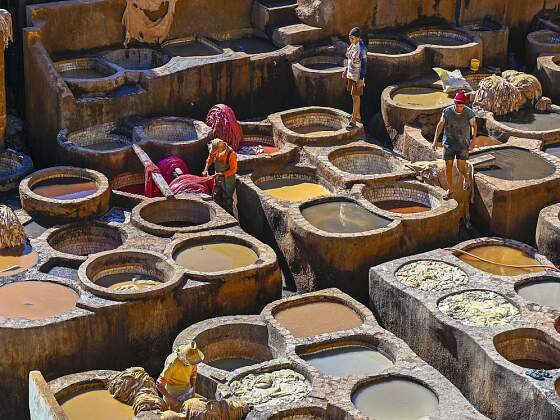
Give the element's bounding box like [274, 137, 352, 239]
[432, 91, 477, 199]
[203, 139, 238, 214]
[156, 342, 204, 411]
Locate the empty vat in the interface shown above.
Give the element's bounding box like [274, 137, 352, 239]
[174, 242, 258, 272]
[103, 48, 170, 70]
[60, 388, 134, 420]
[494, 329, 560, 370]
[457, 245, 544, 276]
[0, 242, 38, 277]
[63, 124, 132, 152]
[55, 58, 117, 80]
[367, 37, 416, 55]
[328, 146, 406, 176]
[497, 109, 560, 133]
[301, 344, 393, 377]
[136, 117, 210, 144]
[474, 148, 555, 181]
[47, 222, 125, 257]
[301, 201, 391, 233]
[352, 378, 439, 420]
[408, 28, 472, 46]
[162, 38, 223, 57]
[135, 198, 211, 229]
[0, 281, 78, 320]
[516, 278, 560, 310]
[297, 55, 344, 71]
[31, 177, 98, 200]
[364, 183, 440, 215]
[392, 87, 453, 108]
[0, 150, 33, 192]
[258, 178, 330, 202]
[274, 301, 362, 338]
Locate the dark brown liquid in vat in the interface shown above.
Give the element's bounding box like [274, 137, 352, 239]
[174, 243, 258, 272]
[375, 200, 431, 214]
[498, 109, 560, 132]
[157, 220, 198, 228]
[412, 35, 467, 46]
[292, 124, 337, 136]
[510, 359, 558, 370]
[474, 149, 554, 180]
[165, 41, 221, 57]
[274, 302, 362, 338]
[218, 37, 277, 54]
[0, 281, 78, 320]
[0, 243, 39, 277]
[61, 388, 134, 420]
[96, 273, 161, 291]
[61, 68, 109, 79]
[516, 280, 560, 310]
[302, 201, 391, 233]
[302, 345, 393, 377]
[352, 379, 440, 420]
[458, 245, 543, 276]
[32, 177, 97, 200]
[304, 62, 344, 70]
[369, 44, 412, 54]
[206, 357, 259, 371]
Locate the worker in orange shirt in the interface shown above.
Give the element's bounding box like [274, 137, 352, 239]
[203, 139, 238, 214]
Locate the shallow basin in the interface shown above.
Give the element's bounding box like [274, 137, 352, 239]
[516, 278, 560, 310]
[474, 148, 555, 181]
[497, 109, 560, 132]
[298, 55, 344, 71]
[258, 178, 330, 202]
[408, 28, 472, 46]
[60, 387, 134, 420]
[163, 38, 223, 57]
[301, 201, 391, 233]
[55, 58, 117, 80]
[457, 245, 544, 276]
[103, 48, 169, 70]
[367, 38, 416, 54]
[392, 87, 453, 108]
[173, 242, 258, 272]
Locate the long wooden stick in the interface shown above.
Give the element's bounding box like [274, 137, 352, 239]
[132, 144, 174, 198]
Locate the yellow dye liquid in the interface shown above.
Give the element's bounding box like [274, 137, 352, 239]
[61, 389, 134, 420]
[174, 243, 258, 272]
[393, 87, 453, 108]
[261, 181, 330, 202]
[458, 245, 544, 276]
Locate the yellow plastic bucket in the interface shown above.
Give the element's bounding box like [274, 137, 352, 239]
[470, 58, 480, 72]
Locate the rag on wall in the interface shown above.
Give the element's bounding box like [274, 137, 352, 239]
[122, 0, 177, 47]
[205, 104, 242, 151]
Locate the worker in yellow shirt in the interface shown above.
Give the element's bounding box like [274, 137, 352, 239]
[156, 341, 204, 410]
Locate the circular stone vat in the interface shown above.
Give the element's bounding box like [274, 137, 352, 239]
[274, 300, 362, 338]
[328, 146, 406, 176]
[80, 250, 180, 300]
[103, 48, 170, 70]
[0, 281, 78, 320]
[352, 377, 440, 420]
[527, 30, 560, 69]
[227, 369, 311, 409]
[256, 176, 331, 202]
[59, 386, 133, 420]
[297, 55, 344, 71]
[173, 239, 258, 273]
[494, 329, 560, 370]
[367, 37, 416, 55]
[0, 149, 34, 192]
[515, 278, 560, 310]
[62, 123, 132, 151]
[474, 148, 555, 181]
[391, 87, 453, 108]
[162, 37, 223, 57]
[364, 183, 440, 214]
[300, 343, 393, 377]
[438, 290, 520, 327]
[20, 167, 110, 222]
[135, 117, 211, 145]
[0, 242, 39, 277]
[301, 200, 391, 233]
[396, 260, 469, 291]
[408, 28, 472, 46]
[496, 109, 560, 133]
[456, 245, 545, 276]
[47, 222, 125, 257]
[110, 172, 145, 208]
[54, 57, 117, 80]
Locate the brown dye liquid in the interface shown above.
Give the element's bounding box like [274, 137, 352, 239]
[516, 280, 560, 310]
[61, 389, 134, 420]
[61, 68, 109, 79]
[96, 273, 161, 291]
[301, 345, 393, 377]
[274, 302, 362, 338]
[509, 359, 558, 370]
[392, 87, 453, 108]
[375, 200, 431, 214]
[352, 379, 440, 420]
[292, 125, 337, 136]
[458, 245, 543, 276]
[259, 179, 331, 202]
[474, 149, 554, 181]
[32, 177, 97, 200]
[0, 281, 78, 320]
[0, 243, 39, 277]
[301, 201, 391, 233]
[206, 357, 259, 371]
[174, 243, 258, 272]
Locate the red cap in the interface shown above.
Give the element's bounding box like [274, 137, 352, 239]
[454, 91, 467, 104]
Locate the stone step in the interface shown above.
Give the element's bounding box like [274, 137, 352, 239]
[252, 0, 298, 34]
[271, 23, 325, 47]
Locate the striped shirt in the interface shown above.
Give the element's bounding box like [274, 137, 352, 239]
[346, 40, 367, 82]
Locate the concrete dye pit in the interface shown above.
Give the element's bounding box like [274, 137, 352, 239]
[455, 244, 545, 276]
[60, 386, 133, 420]
[526, 30, 560, 70]
[54, 57, 117, 80]
[0, 242, 39, 278]
[257, 176, 331, 203]
[46, 221, 126, 257]
[408, 28, 473, 46]
[110, 172, 145, 208]
[366, 37, 416, 55]
[516, 278, 560, 310]
[486, 108, 560, 145]
[392, 87, 453, 109]
[102, 48, 171, 71]
[162, 37, 223, 57]
[395, 260, 469, 291]
[493, 328, 560, 370]
[536, 55, 560, 102]
[0, 149, 34, 192]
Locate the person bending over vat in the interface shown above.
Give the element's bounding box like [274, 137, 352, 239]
[156, 342, 204, 411]
[203, 138, 238, 214]
[432, 91, 477, 199]
[343, 27, 367, 129]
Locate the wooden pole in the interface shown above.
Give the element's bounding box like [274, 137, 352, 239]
[132, 144, 174, 198]
[0, 9, 12, 149]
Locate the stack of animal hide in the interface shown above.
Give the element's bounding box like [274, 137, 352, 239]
[502, 70, 543, 104]
[107, 367, 166, 415]
[473, 75, 525, 116]
[0, 205, 25, 249]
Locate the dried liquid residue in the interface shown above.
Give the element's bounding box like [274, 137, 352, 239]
[174, 242, 258, 272]
[274, 301, 362, 338]
[458, 245, 543, 276]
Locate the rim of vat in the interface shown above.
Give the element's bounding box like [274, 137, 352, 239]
[48, 370, 117, 401]
[131, 195, 237, 238]
[359, 180, 456, 220]
[53, 57, 119, 81]
[0, 149, 34, 192]
[45, 220, 128, 259]
[78, 249, 182, 300]
[19, 166, 109, 206]
[101, 47, 172, 71]
[165, 230, 277, 279]
[110, 171, 145, 205]
[268, 106, 364, 145]
[514, 276, 560, 310]
[57, 122, 136, 154]
[290, 195, 399, 238]
[406, 26, 478, 47]
[486, 109, 560, 135]
[265, 406, 328, 419]
[326, 143, 407, 173]
[162, 36, 224, 57]
[365, 33, 420, 57]
[292, 54, 345, 74]
[448, 237, 553, 277]
[527, 30, 560, 47]
[133, 116, 212, 145]
[382, 81, 454, 112]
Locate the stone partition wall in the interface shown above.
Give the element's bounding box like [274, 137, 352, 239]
[369, 239, 560, 420]
[536, 203, 560, 265]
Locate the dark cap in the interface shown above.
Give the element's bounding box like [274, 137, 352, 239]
[349, 27, 361, 38]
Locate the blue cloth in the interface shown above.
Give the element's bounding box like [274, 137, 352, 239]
[442, 105, 476, 151]
[359, 40, 367, 80]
